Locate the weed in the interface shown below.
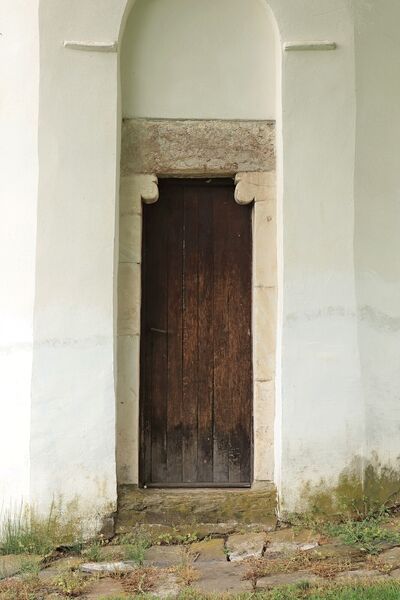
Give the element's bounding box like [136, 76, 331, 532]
[0, 576, 42, 600]
[82, 541, 102, 562]
[173, 546, 199, 587]
[19, 556, 42, 576]
[0, 502, 83, 556]
[52, 568, 90, 597]
[156, 530, 199, 546]
[119, 531, 151, 565]
[366, 554, 394, 574]
[121, 566, 158, 594]
[323, 515, 400, 553]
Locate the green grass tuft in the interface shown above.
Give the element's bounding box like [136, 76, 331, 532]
[323, 515, 400, 554]
[0, 503, 83, 556]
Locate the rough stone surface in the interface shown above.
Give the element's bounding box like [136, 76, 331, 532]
[81, 561, 135, 574]
[39, 557, 83, 579]
[335, 569, 387, 582]
[99, 516, 115, 541]
[258, 571, 323, 589]
[191, 538, 226, 562]
[84, 578, 126, 599]
[307, 543, 364, 560]
[227, 532, 266, 562]
[117, 485, 277, 528]
[144, 545, 184, 567]
[390, 568, 400, 578]
[0, 555, 41, 579]
[265, 541, 319, 556]
[379, 546, 400, 568]
[151, 572, 181, 598]
[121, 118, 275, 176]
[195, 562, 249, 594]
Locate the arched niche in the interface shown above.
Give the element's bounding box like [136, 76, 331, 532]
[116, 0, 280, 492]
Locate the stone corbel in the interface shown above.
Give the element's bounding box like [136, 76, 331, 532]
[135, 174, 159, 205]
[120, 174, 159, 217]
[234, 172, 274, 205]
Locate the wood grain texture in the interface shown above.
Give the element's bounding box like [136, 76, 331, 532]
[140, 179, 252, 486]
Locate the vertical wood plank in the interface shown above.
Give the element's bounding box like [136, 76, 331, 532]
[140, 205, 151, 484]
[212, 190, 231, 483]
[166, 182, 184, 483]
[226, 194, 253, 483]
[146, 199, 168, 483]
[182, 188, 199, 483]
[196, 187, 214, 483]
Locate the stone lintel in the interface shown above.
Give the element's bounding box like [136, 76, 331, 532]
[121, 119, 275, 177]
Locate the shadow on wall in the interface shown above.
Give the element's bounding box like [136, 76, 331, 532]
[288, 454, 400, 519]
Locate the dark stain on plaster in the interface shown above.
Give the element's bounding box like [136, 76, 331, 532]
[359, 305, 400, 333]
[293, 454, 400, 519]
[285, 305, 400, 333]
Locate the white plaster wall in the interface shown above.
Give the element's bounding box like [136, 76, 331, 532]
[120, 0, 366, 510]
[0, 0, 39, 514]
[121, 0, 277, 119]
[354, 1, 400, 470]
[30, 0, 129, 518]
[268, 0, 365, 510]
[20, 0, 400, 520]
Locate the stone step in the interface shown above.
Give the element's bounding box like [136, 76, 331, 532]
[116, 484, 277, 533]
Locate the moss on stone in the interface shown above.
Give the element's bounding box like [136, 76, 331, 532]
[117, 485, 277, 531]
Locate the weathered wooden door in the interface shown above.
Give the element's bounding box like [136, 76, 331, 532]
[140, 179, 252, 487]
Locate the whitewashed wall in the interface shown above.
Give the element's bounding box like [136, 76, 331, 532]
[2, 0, 400, 522]
[0, 0, 39, 514]
[30, 0, 128, 518]
[354, 1, 400, 470]
[121, 0, 277, 119]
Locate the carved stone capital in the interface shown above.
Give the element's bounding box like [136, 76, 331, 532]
[120, 174, 159, 216]
[234, 172, 275, 205]
[136, 174, 159, 204]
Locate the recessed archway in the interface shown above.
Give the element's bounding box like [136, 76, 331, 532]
[116, 0, 280, 497]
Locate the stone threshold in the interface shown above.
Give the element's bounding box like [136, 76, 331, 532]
[116, 483, 277, 534]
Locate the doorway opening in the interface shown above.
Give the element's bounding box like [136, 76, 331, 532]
[140, 179, 253, 488]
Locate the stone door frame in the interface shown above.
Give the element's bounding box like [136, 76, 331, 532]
[117, 119, 277, 488]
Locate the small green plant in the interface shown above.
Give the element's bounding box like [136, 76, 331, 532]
[155, 530, 199, 546]
[19, 556, 42, 576]
[0, 502, 83, 556]
[82, 541, 102, 562]
[52, 569, 90, 597]
[120, 531, 151, 565]
[323, 514, 400, 554]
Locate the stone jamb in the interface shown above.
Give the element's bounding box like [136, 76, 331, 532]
[117, 162, 276, 488]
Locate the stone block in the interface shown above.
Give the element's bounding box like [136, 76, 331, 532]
[253, 199, 277, 288]
[117, 334, 140, 485]
[253, 286, 277, 382]
[227, 532, 266, 562]
[118, 262, 141, 336]
[119, 213, 141, 263]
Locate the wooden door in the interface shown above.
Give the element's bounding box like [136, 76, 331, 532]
[140, 179, 252, 487]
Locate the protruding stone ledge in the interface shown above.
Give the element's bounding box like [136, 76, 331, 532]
[116, 484, 277, 531]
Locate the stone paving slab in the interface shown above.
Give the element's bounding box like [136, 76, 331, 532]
[227, 532, 266, 562]
[379, 546, 400, 567]
[81, 561, 135, 574]
[195, 562, 249, 594]
[0, 555, 42, 580]
[191, 538, 226, 562]
[144, 545, 184, 566]
[258, 570, 323, 589]
[84, 578, 126, 599]
[335, 569, 388, 583]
